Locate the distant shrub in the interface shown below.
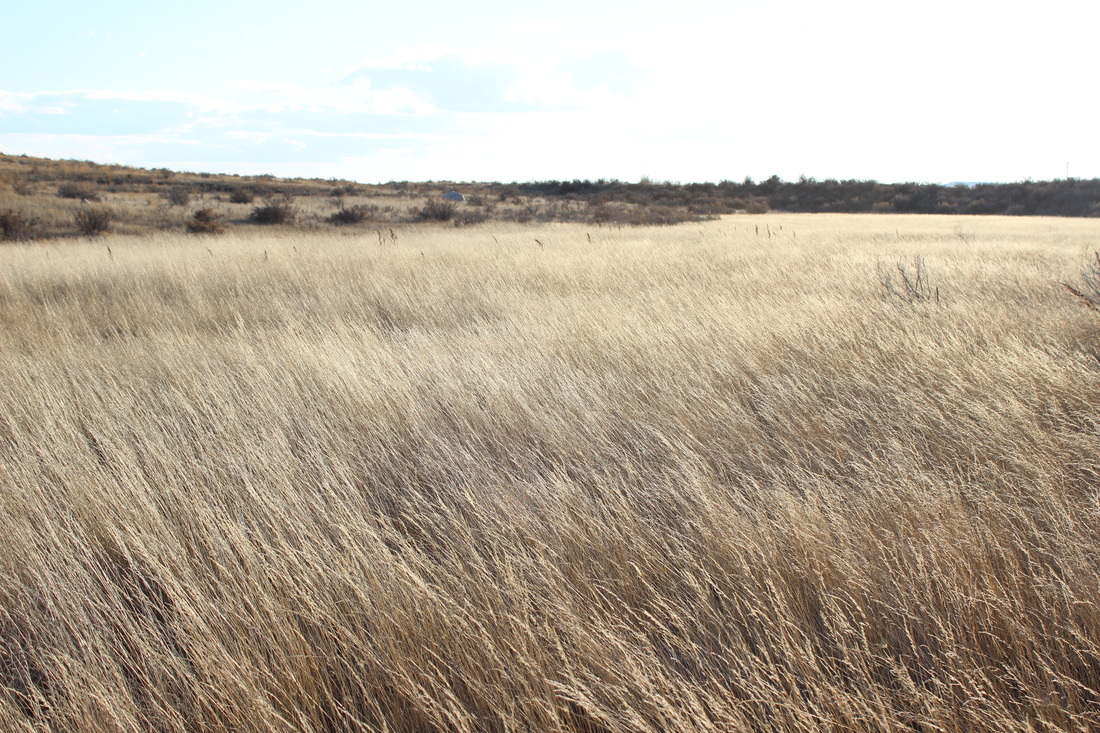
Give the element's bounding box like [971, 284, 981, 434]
[58, 182, 101, 202]
[510, 203, 540, 223]
[228, 188, 256, 204]
[627, 204, 702, 226]
[454, 209, 489, 227]
[161, 187, 192, 207]
[74, 207, 112, 237]
[330, 183, 360, 198]
[186, 208, 225, 234]
[744, 198, 770, 214]
[418, 199, 458, 222]
[328, 205, 377, 226]
[0, 209, 41, 241]
[12, 179, 35, 196]
[249, 197, 296, 225]
[687, 202, 726, 217]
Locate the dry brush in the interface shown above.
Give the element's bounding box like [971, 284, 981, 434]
[0, 215, 1099, 731]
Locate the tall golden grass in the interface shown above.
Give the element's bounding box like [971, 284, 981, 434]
[1, 214, 1099, 732]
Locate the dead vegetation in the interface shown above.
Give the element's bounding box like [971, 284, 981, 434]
[0, 214, 1099, 731]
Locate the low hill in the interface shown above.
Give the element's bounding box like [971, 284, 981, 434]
[2, 152, 1099, 241]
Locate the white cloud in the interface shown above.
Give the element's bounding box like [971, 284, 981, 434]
[0, 91, 27, 114]
[226, 78, 434, 116]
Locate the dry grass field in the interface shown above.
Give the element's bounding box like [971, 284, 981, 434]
[1, 214, 1100, 732]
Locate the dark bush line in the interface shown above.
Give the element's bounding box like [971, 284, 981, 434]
[494, 177, 1100, 218]
[10, 152, 1100, 218]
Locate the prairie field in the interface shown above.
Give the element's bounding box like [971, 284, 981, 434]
[2, 213, 1100, 732]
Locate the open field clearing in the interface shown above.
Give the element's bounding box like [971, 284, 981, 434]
[2, 214, 1100, 731]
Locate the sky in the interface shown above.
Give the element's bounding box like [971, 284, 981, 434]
[1, 0, 1096, 184]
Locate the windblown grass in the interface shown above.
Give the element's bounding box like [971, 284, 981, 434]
[1, 214, 1099, 731]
